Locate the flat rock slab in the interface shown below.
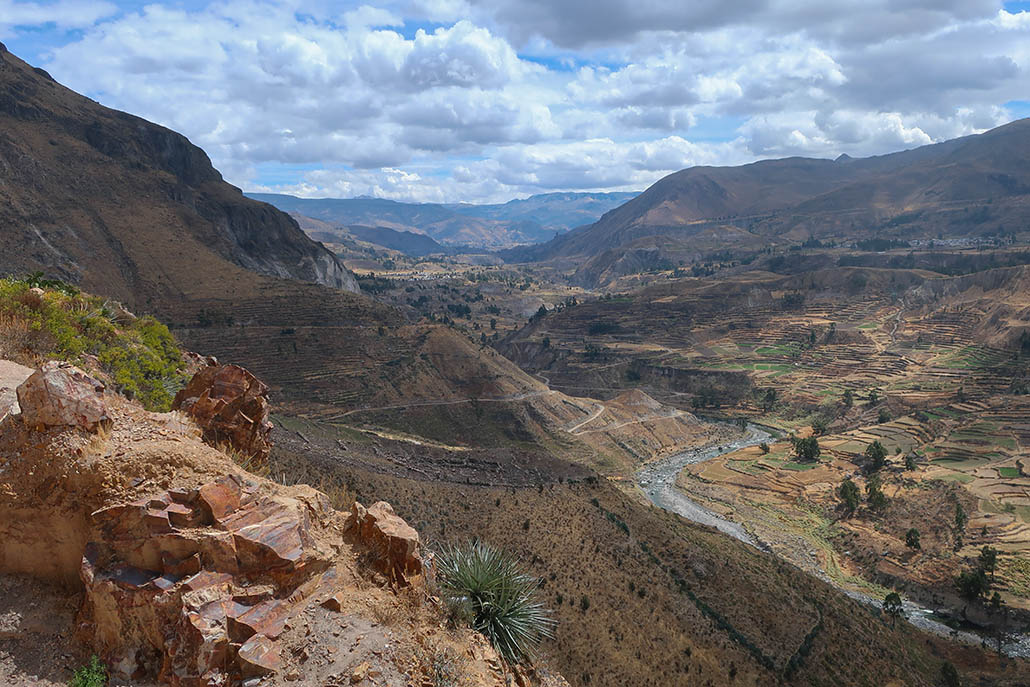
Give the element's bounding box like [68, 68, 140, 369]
[0, 360, 34, 420]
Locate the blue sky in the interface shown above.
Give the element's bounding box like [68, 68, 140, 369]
[2, 1, 1029, 202]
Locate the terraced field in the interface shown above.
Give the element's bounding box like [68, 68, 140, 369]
[501, 265, 1030, 622]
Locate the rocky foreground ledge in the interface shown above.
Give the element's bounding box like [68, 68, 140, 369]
[0, 361, 567, 687]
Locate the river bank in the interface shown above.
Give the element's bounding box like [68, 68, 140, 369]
[636, 423, 1030, 659]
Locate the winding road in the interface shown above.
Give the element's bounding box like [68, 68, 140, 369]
[636, 423, 1030, 658]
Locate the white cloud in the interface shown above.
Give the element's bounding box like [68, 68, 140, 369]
[2, 0, 1026, 203]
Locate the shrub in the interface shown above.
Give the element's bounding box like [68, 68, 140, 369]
[0, 278, 188, 411]
[70, 655, 107, 687]
[435, 540, 555, 665]
[864, 440, 887, 472]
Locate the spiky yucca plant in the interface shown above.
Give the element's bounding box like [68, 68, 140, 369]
[435, 540, 556, 665]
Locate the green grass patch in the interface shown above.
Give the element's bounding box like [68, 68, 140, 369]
[998, 467, 1022, 478]
[935, 472, 974, 484]
[781, 461, 819, 471]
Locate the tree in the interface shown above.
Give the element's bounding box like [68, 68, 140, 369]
[939, 661, 960, 687]
[758, 442, 770, 454]
[866, 474, 888, 511]
[793, 436, 821, 462]
[842, 389, 854, 408]
[877, 408, 891, 424]
[838, 478, 860, 516]
[812, 418, 828, 436]
[864, 440, 888, 472]
[905, 528, 921, 550]
[882, 592, 904, 628]
[954, 502, 968, 532]
[490, 318, 497, 330]
[904, 453, 917, 471]
[978, 546, 998, 581]
[868, 388, 880, 405]
[762, 388, 778, 411]
[955, 568, 989, 603]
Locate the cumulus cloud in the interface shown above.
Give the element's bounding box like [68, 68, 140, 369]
[3, 0, 1027, 202]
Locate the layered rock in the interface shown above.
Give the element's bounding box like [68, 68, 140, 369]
[345, 501, 423, 587]
[173, 364, 273, 462]
[79, 474, 340, 685]
[16, 361, 110, 431]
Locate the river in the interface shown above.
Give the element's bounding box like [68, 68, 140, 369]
[636, 423, 1030, 658]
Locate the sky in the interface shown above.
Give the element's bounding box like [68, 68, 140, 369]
[2, 1, 1029, 203]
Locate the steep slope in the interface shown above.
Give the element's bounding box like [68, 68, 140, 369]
[511, 119, 1030, 285]
[0, 44, 357, 306]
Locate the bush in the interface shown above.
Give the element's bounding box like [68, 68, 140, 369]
[70, 655, 107, 687]
[435, 541, 555, 665]
[0, 277, 188, 411]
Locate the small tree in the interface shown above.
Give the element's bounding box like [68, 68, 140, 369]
[905, 528, 921, 550]
[758, 442, 770, 454]
[864, 440, 888, 472]
[812, 418, 828, 436]
[882, 592, 904, 628]
[940, 661, 960, 687]
[955, 568, 989, 604]
[842, 389, 854, 408]
[838, 478, 860, 516]
[793, 436, 821, 462]
[877, 408, 891, 424]
[904, 453, 917, 471]
[978, 546, 998, 581]
[866, 474, 888, 511]
[762, 388, 778, 411]
[955, 502, 968, 532]
[868, 388, 880, 405]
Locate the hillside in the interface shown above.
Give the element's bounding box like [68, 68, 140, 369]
[247, 191, 637, 249]
[0, 43, 357, 307]
[509, 119, 1030, 285]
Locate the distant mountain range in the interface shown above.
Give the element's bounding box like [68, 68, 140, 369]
[505, 118, 1030, 286]
[246, 191, 638, 250]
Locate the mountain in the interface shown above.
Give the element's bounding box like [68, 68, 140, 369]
[339, 225, 445, 257]
[0, 42, 357, 306]
[508, 119, 1030, 285]
[246, 191, 637, 249]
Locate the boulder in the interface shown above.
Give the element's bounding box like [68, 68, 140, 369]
[173, 364, 272, 462]
[0, 360, 35, 422]
[15, 361, 109, 431]
[345, 501, 422, 586]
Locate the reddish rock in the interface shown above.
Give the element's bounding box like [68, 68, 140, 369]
[237, 634, 281, 677]
[77, 475, 336, 685]
[346, 501, 422, 586]
[173, 364, 273, 463]
[15, 361, 109, 431]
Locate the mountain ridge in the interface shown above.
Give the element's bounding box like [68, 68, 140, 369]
[505, 119, 1030, 285]
[247, 190, 638, 249]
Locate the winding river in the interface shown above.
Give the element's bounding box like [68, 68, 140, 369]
[636, 423, 1030, 658]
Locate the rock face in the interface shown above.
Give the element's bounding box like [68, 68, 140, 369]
[78, 474, 339, 686]
[346, 501, 423, 586]
[173, 364, 273, 462]
[15, 361, 110, 431]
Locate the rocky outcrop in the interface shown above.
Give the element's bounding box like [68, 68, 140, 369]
[79, 474, 339, 685]
[0, 359, 565, 687]
[16, 361, 110, 431]
[345, 501, 423, 586]
[173, 364, 273, 462]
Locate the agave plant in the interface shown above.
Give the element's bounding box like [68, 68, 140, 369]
[435, 540, 556, 665]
